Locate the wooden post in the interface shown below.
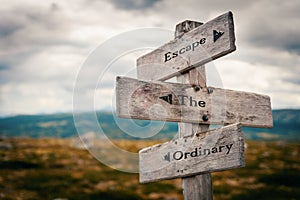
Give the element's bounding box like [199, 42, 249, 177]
[176, 20, 213, 200]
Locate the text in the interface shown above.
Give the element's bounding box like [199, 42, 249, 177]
[164, 38, 206, 62]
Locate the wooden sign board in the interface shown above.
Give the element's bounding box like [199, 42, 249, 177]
[137, 11, 236, 81]
[116, 76, 273, 128]
[139, 123, 245, 183]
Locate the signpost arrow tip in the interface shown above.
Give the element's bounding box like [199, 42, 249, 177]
[159, 94, 173, 104]
[164, 152, 171, 162]
[213, 30, 224, 42]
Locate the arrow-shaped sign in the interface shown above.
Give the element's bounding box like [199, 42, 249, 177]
[139, 123, 245, 183]
[116, 76, 273, 128]
[137, 11, 236, 81]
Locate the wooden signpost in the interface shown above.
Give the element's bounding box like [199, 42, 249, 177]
[115, 11, 273, 200]
[137, 12, 236, 81]
[116, 76, 273, 128]
[139, 123, 244, 183]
